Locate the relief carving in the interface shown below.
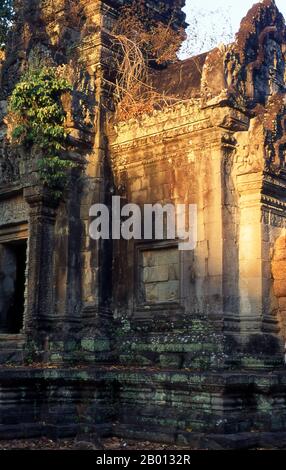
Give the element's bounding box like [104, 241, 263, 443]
[0, 196, 28, 227]
[202, 1, 286, 110]
[263, 97, 286, 174]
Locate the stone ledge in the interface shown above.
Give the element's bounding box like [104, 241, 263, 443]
[0, 367, 286, 446]
[114, 427, 286, 450]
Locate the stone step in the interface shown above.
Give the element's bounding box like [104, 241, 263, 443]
[0, 334, 24, 348]
[0, 334, 24, 364]
[0, 349, 24, 364]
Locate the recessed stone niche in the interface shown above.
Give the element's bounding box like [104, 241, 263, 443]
[139, 246, 180, 304]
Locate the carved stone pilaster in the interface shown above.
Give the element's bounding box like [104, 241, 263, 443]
[23, 186, 59, 332]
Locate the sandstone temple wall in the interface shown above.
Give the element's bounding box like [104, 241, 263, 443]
[0, 0, 286, 447]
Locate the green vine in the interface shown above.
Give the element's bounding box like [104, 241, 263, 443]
[9, 65, 74, 199]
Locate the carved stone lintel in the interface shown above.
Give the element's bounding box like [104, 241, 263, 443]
[0, 195, 28, 227]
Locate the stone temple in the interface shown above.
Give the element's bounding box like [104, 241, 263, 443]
[0, 0, 286, 449]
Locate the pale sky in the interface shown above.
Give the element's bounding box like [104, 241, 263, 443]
[182, 0, 286, 56]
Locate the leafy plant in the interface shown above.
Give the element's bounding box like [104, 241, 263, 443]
[9, 65, 74, 199]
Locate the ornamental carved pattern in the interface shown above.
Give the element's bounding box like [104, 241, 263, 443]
[0, 196, 28, 227]
[264, 100, 286, 175]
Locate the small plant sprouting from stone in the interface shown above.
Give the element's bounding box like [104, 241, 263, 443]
[115, 317, 132, 338]
[8, 64, 75, 199]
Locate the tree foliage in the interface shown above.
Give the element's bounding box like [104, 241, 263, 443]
[8, 66, 74, 199]
[110, 2, 235, 120]
[111, 1, 186, 121]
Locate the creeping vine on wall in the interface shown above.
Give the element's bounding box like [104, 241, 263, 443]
[8, 65, 74, 199]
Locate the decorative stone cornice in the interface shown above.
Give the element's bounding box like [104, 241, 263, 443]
[262, 193, 286, 212]
[24, 185, 60, 211]
[109, 111, 212, 152]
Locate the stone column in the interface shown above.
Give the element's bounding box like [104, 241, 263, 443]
[23, 186, 59, 333]
[235, 176, 284, 364]
[237, 174, 264, 339]
[204, 137, 224, 329]
[221, 134, 240, 342]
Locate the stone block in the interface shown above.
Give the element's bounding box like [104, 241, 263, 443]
[129, 178, 141, 192]
[158, 281, 179, 302]
[272, 260, 286, 281]
[273, 280, 286, 298]
[145, 283, 159, 303]
[143, 265, 169, 283]
[142, 251, 157, 267]
[240, 259, 261, 278]
[278, 297, 286, 310]
[156, 249, 179, 266]
[207, 256, 222, 276]
[168, 263, 180, 280]
[274, 236, 286, 258]
[159, 353, 183, 368]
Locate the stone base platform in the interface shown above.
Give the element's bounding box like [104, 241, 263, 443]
[0, 367, 286, 449]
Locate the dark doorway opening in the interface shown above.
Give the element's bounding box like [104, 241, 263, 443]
[0, 239, 27, 334]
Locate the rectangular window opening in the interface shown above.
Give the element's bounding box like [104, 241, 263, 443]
[0, 239, 27, 334]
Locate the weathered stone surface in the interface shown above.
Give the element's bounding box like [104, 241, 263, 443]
[0, 0, 286, 449]
[0, 196, 28, 227]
